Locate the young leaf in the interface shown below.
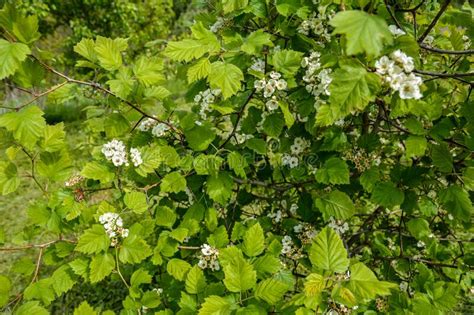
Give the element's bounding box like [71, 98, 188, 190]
[309, 227, 349, 273]
[208, 61, 244, 99]
[75, 225, 110, 254]
[0, 39, 31, 79]
[0, 105, 46, 150]
[330, 10, 393, 57]
[89, 253, 115, 283]
[345, 262, 396, 299]
[243, 222, 265, 257]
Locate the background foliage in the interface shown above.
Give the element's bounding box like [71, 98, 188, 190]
[0, 0, 473, 314]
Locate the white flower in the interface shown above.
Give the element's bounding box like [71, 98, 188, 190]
[263, 83, 276, 98]
[254, 79, 266, 90]
[399, 82, 422, 99]
[275, 79, 287, 90]
[388, 25, 406, 37]
[375, 56, 394, 75]
[250, 58, 265, 73]
[266, 98, 279, 111]
[201, 244, 213, 256]
[269, 71, 281, 79]
[130, 148, 143, 167]
[152, 123, 169, 137]
[102, 139, 128, 167]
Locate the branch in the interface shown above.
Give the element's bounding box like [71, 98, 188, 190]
[219, 89, 255, 148]
[395, 0, 426, 12]
[17, 81, 69, 110]
[418, 0, 452, 43]
[419, 44, 474, 55]
[30, 55, 182, 136]
[0, 239, 76, 252]
[414, 69, 474, 78]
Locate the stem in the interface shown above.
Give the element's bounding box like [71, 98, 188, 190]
[115, 246, 130, 289]
[417, 0, 452, 43]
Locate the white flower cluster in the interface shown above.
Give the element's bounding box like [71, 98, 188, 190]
[130, 148, 143, 167]
[102, 139, 129, 167]
[375, 50, 423, 100]
[301, 52, 332, 100]
[198, 244, 220, 271]
[267, 209, 284, 223]
[328, 217, 349, 235]
[102, 139, 143, 167]
[210, 17, 226, 33]
[249, 57, 265, 73]
[463, 34, 471, 50]
[194, 88, 221, 120]
[64, 174, 84, 187]
[254, 71, 287, 111]
[138, 118, 170, 138]
[282, 137, 309, 169]
[99, 212, 129, 246]
[298, 11, 333, 46]
[281, 235, 303, 259]
[293, 223, 317, 244]
[388, 25, 406, 37]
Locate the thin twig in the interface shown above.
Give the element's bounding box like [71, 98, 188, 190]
[418, 0, 452, 43]
[419, 44, 474, 55]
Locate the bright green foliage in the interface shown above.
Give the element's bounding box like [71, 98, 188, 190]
[0, 106, 46, 150]
[209, 62, 244, 99]
[89, 253, 115, 283]
[309, 227, 349, 273]
[345, 263, 397, 299]
[330, 10, 393, 57]
[220, 247, 257, 292]
[0, 39, 30, 79]
[0, 1, 472, 314]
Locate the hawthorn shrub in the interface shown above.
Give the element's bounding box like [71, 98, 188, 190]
[0, 0, 473, 314]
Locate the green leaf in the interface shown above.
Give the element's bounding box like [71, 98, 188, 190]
[246, 138, 266, 154]
[330, 10, 393, 57]
[15, 301, 49, 315]
[0, 275, 11, 307]
[74, 38, 97, 62]
[51, 266, 75, 295]
[405, 136, 427, 158]
[207, 172, 234, 205]
[272, 49, 303, 76]
[185, 123, 216, 151]
[241, 30, 273, 55]
[327, 65, 380, 122]
[279, 101, 295, 128]
[439, 185, 472, 222]
[316, 158, 350, 185]
[309, 227, 349, 273]
[227, 151, 248, 179]
[0, 39, 31, 79]
[24, 279, 55, 305]
[167, 258, 192, 281]
[430, 143, 453, 173]
[119, 234, 152, 264]
[220, 247, 257, 292]
[304, 273, 325, 297]
[406, 218, 430, 240]
[199, 295, 235, 315]
[81, 161, 115, 183]
[89, 253, 115, 283]
[41, 123, 66, 152]
[107, 68, 134, 99]
[222, 0, 249, 13]
[164, 39, 209, 62]
[185, 265, 207, 294]
[345, 262, 396, 299]
[156, 206, 177, 228]
[371, 182, 405, 208]
[262, 113, 284, 137]
[187, 57, 211, 83]
[0, 105, 46, 150]
[133, 56, 164, 86]
[131, 268, 152, 287]
[73, 301, 97, 315]
[0, 162, 20, 195]
[12, 14, 40, 44]
[243, 223, 265, 257]
[94, 36, 128, 71]
[75, 225, 110, 254]
[208, 61, 244, 99]
[255, 278, 290, 304]
[161, 171, 187, 193]
[316, 190, 355, 220]
[124, 191, 148, 214]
